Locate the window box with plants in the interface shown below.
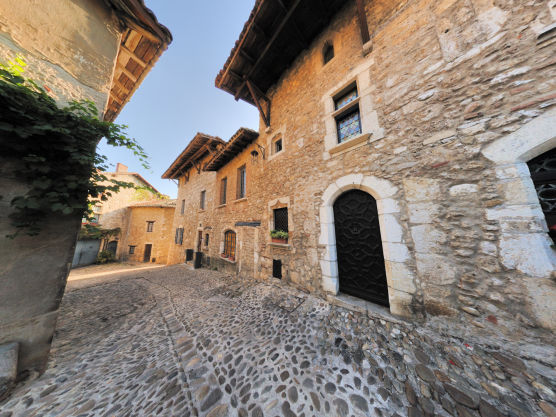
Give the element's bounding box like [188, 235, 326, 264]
[270, 230, 289, 244]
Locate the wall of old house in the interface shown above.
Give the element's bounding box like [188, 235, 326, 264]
[246, 0, 556, 338]
[118, 206, 175, 264]
[0, 0, 122, 375]
[167, 156, 218, 265]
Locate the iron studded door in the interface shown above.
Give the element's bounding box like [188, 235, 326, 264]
[333, 190, 389, 307]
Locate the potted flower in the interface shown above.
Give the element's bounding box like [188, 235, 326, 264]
[271, 230, 289, 244]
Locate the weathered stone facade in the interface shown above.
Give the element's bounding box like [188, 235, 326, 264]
[118, 201, 176, 264]
[0, 0, 170, 378]
[167, 1, 555, 414]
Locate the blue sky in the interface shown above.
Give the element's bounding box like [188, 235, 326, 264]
[97, 0, 259, 198]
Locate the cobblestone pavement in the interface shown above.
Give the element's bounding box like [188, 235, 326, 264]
[1, 265, 404, 417]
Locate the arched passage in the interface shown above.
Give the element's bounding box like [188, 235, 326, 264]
[333, 189, 389, 306]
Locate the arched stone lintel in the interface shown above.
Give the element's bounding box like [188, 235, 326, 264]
[319, 174, 415, 317]
[480, 108, 556, 329]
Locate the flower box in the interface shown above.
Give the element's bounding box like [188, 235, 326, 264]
[271, 237, 288, 244]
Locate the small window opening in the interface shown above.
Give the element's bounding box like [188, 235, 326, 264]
[273, 259, 282, 279]
[274, 138, 283, 154]
[274, 207, 289, 232]
[323, 42, 334, 64]
[146, 221, 155, 232]
[129, 245, 136, 254]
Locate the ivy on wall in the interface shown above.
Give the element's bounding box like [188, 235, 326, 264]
[0, 57, 150, 237]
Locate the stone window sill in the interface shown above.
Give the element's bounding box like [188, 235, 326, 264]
[326, 293, 407, 324]
[269, 242, 292, 250]
[217, 204, 227, 209]
[233, 197, 248, 204]
[198, 209, 206, 213]
[220, 256, 236, 264]
[329, 133, 371, 156]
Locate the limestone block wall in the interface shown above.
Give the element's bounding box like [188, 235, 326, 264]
[167, 156, 218, 265]
[118, 206, 174, 264]
[248, 0, 556, 337]
[0, 0, 122, 375]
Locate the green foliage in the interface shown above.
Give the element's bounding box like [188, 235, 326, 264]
[0, 56, 150, 237]
[78, 224, 120, 240]
[96, 250, 116, 264]
[270, 230, 289, 239]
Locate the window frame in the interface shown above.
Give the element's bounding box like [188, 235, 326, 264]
[273, 207, 289, 232]
[129, 245, 136, 254]
[146, 221, 155, 232]
[333, 83, 362, 144]
[220, 177, 227, 205]
[223, 230, 236, 258]
[180, 199, 185, 215]
[237, 165, 246, 199]
[200, 190, 206, 210]
[174, 227, 184, 245]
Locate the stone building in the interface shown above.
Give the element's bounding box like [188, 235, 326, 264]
[118, 199, 176, 264]
[167, 1, 555, 415]
[0, 0, 171, 377]
[90, 162, 161, 256]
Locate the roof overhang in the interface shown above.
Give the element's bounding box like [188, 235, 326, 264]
[162, 134, 225, 179]
[103, 0, 173, 121]
[215, 0, 349, 111]
[205, 128, 259, 171]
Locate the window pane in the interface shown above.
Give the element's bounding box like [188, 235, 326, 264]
[237, 166, 246, 199]
[221, 178, 227, 204]
[528, 147, 556, 243]
[336, 110, 361, 143]
[275, 139, 283, 153]
[274, 208, 288, 232]
[200, 191, 206, 209]
[224, 231, 236, 257]
[334, 87, 358, 110]
[180, 199, 185, 214]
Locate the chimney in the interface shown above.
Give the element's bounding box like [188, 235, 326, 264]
[116, 163, 128, 173]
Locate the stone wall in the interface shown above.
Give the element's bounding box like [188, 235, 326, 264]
[173, 0, 555, 340]
[247, 0, 556, 335]
[119, 206, 175, 264]
[0, 0, 122, 376]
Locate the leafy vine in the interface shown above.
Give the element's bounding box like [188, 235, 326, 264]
[0, 57, 151, 237]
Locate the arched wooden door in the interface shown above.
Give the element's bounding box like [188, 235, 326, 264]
[106, 240, 118, 256]
[333, 190, 389, 306]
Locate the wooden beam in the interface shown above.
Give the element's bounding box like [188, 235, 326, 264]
[356, 0, 371, 44]
[234, 0, 303, 101]
[115, 78, 131, 93]
[239, 50, 255, 65]
[110, 91, 123, 105]
[116, 63, 138, 83]
[246, 79, 270, 127]
[276, 0, 308, 47]
[120, 45, 148, 68]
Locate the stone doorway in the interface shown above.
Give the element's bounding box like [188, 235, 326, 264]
[143, 244, 152, 262]
[333, 189, 389, 307]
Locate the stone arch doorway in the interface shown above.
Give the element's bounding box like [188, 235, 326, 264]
[333, 189, 389, 306]
[106, 240, 118, 256]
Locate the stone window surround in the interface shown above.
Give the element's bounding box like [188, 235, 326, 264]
[267, 127, 286, 162]
[219, 226, 238, 263]
[318, 174, 414, 318]
[268, 197, 293, 245]
[481, 108, 556, 329]
[322, 58, 384, 159]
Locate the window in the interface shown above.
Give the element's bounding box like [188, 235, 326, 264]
[174, 228, 184, 245]
[129, 245, 136, 254]
[527, 147, 556, 243]
[220, 177, 227, 205]
[274, 138, 283, 154]
[323, 42, 334, 64]
[92, 214, 101, 223]
[180, 199, 185, 215]
[205, 233, 210, 247]
[200, 190, 206, 209]
[223, 230, 236, 257]
[274, 208, 289, 232]
[146, 221, 155, 232]
[334, 84, 361, 143]
[237, 165, 246, 199]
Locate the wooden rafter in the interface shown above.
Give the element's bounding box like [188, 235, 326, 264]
[355, 0, 371, 44]
[120, 45, 148, 68]
[276, 0, 308, 48]
[234, 0, 303, 102]
[116, 63, 138, 83]
[246, 79, 270, 127]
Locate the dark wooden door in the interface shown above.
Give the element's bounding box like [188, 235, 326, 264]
[333, 190, 389, 307]
[106, 241, 118, 256]
[197, 231, 202, 252]
[143, 244, 152, 262]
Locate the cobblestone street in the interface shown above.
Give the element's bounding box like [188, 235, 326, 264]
[0, 265, 402, 417]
